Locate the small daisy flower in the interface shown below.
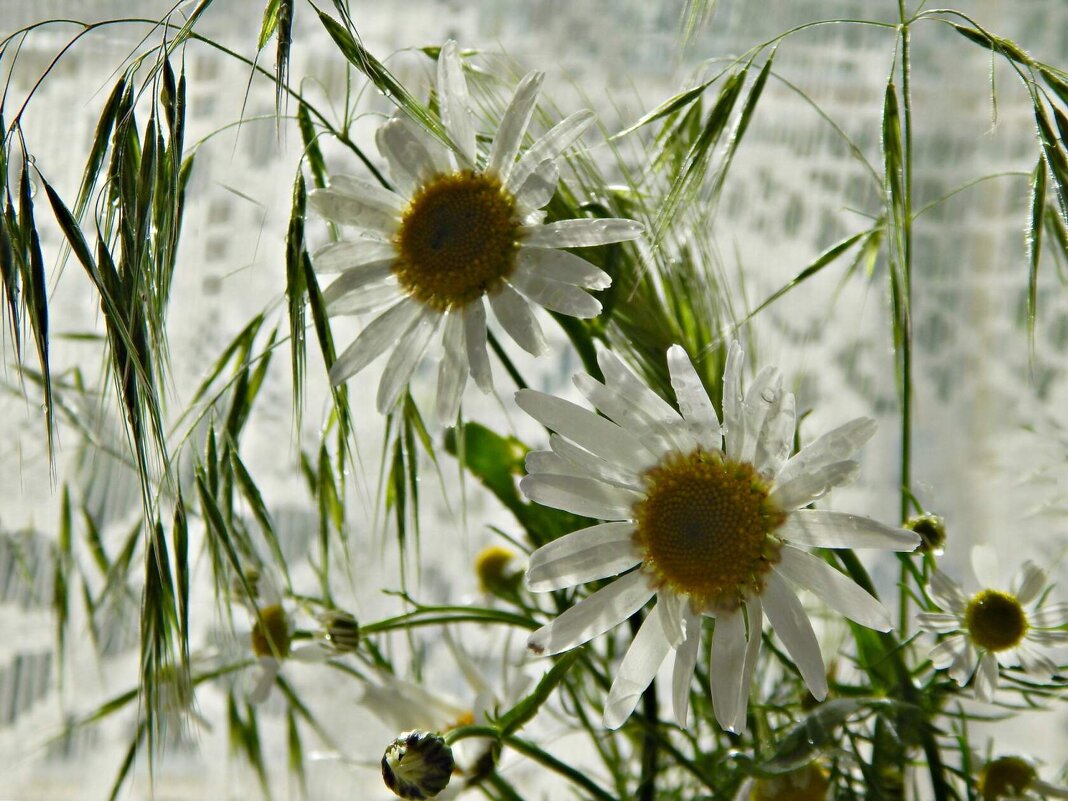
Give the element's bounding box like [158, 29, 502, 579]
[977, 755, 1068, 800]
[309, 41, 642, 422]
[518, 343, 919, 731]
[918, 545, 1068, 702]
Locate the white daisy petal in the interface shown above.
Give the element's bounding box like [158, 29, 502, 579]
[376, 310, 439, 413]
[974, 651, 998, 702]
[775, 417, 878, 488]
[515, 158, 560, 213]
[1011, 561, 1047, 605]
[735, 597, 763, 735]
[322, 260, 396, 306]
[547, 433, 643, 489]
[604, 603, 673, 730]
[522, 218, 643, 248]
[508, 270, 601, 318]
[711, 608, 747, 732]
[312, 239, 396, 273]
[1033, 780, 1068, 799]
[488, 71, 543, 180]
[517, 246, 611, 290]
[526, 521, 640, 591]
[779, 510, 920, 551]
[738, 366, 781, 465]
[1028, 629, 1068, 644]
[573, 374, 671, 451]
[376, 114, 448, 193]
[672, 608, 702, 727]
[437, 41, 475, 165]
[328, 174, 404, 213]
[929, 570, 969, 614]
[515, 389, 653, 469]
[463, 299, 493, 393]
[527, 570, 654, 656]
[326, 281, 401, 316]
[971, 545, 1000, 588]
[657, 589, 687, 648]
[930, 635, 968, 672]
[291, 643, 332, 663]
[763, 571, 828, 700]
[489, 283, 546, 355]
[769, 460, 861, 510]
[950, 640, 979, 686]
[756, 389, 795, 478]
[520, 473, 642, 519]
[722, 341, 745, 458]
[249, 658, 280, 705]
[776, 545, 893, 631]
[599, 349, 682, 424]
[1017, 645, 1058, 677]
[329, 298, 421, 385]
[307, 188, 399, 234]
[508, 109, 595, 193]
[667, 345, 722, 447]
[1032, 601, 1068, 628]
[916, 612, 962, 634]
[436, 311, 469, 424]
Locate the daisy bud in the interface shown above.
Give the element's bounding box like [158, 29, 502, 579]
[382, 731, 455, 800]
[321, 610, 361, 654]
[231, 566, 261, 602]
[904, 513, 946, 554]
[979, 756, 1036, 801]
[475, 545, 522, 598]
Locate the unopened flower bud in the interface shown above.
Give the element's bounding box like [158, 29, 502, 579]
[979, 756, 1036, 801]
[904, 513, 946, 554]
[321, 610, 360, 654]
[382, 730, 454, 800]
[475, 545, 522, 598]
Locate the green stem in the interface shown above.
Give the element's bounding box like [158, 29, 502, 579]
[487, 331, 528, 390]
[445, 726, 616, 801]
[629, 614, 659, 801]
[835, 550, 950, 801]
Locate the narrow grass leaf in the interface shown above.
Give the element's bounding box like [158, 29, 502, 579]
[498, 650, 581, 737]
[286, 173, 308, 424]
[230, 449, 290, 588]
[316, 9, 448, 146]
[1028, 157, 1047, 358]
[653, 67, 746, 242]
[744, 230, 869, 321]
[1034, 102, 1068, 226]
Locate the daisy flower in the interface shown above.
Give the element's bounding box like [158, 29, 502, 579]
[518, 342, 919, 731]
[308, 41, 642, 422]
[918, 545, 1068, 702]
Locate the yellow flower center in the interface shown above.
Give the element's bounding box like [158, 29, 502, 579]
[965, 589, 1028, 652]
[750, 764, 830, 801]
[633, 449, 786, 612]
[394, 170, 520, 311]
[980, 756, 1036, 801]
[475, 544, 521, 596]
[251, 604, 291, 659]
